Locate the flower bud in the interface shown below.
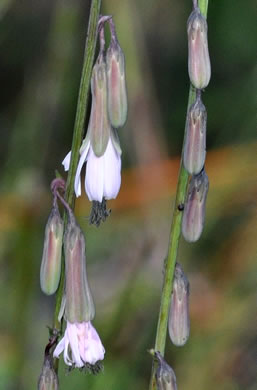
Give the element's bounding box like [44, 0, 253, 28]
[155, 352, 177, 390]
[38, 357, 58, 390]
[168, 263, 190, 347]
[183, 94, 206, 175]
[64, 215, 95, 323]
[187, 8, 211, 89]
[182, 170, 209, 242]
[106, 37, 128, 128]
[89, 53, 110, 157]
[40, 207, 63, 295]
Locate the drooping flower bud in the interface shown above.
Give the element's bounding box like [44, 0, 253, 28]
[89, 52, 110, 157]
[38, 357, 58, 390]
[168, 263, 190, 347]
[40, 207, 63, 295]
[64, 214, 95, 323]
[106, 21, 128, 128]
[182, 169, 209, 242]
[155, 352, 177, 390]
[187, 7, 211, 89]
[183, 92, 206, 175]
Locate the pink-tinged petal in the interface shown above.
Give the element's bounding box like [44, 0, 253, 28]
[67, 322, 84, 368]
[85, 322, 105, 364]
[103, 139, 121, 200]
[53, 336, 65, 358]
[85, 147, 104, 202]
[63, 332, 72, 366]
[62, 151, 71, 171]
[74, 144, 90, 198]
[53, 321, 104, 368]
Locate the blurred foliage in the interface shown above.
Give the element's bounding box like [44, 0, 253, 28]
[0, 0, 256, 390]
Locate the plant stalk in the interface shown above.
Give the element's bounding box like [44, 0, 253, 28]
[149, 1, 209, 388]
[52, 0, 102, 370]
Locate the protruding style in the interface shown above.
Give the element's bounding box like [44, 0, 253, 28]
[106, 19, 128, 128]
[187, 7, 211, 89]
[183, 92, 206, 175]
[40, 206, 63, 295]
[182, 169, 209, 242]
[155, 352, 177, 390]
[168, 263, 190, 347]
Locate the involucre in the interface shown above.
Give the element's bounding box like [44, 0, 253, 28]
[183, 93, 207, 175]
[64, 215, 95, 323]
[187, 8, 211, 89]
[168, 263, 190, 347]
[182, 170, 209, 242]
[40, 207, 63, 295]
[106, 34, 128, 128]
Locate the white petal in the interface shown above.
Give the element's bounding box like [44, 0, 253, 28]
[85, 146, 104, 202]
[103, 140, 121, 200]
[62, 151, 71, 171]
[74, 143, 90, 198]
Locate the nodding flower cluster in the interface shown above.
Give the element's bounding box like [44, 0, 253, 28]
[63, 17, 128, 226]
[163, 1, 211, 386]
[39, 16, 128, 383]
[183, 0, 211, 243]
[39, 178, 105, 373]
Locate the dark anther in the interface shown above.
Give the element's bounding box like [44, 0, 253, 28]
[178, 203, 184, 211]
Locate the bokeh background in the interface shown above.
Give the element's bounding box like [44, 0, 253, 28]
[0, 0, 256, 389]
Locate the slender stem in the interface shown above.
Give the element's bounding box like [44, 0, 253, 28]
[148, 1, 209, 389]
[52, 0, 102, 370]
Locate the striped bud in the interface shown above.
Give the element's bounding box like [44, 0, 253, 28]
[168, 263, 190, 347]
[187, 8, 211, 89]
[182, 170, 209, 242]
[40, 207, 63, 295]
[38, 357, 58, 390]
[106, 37, 128, 128]
[89, 53, 110, 157]
[155, 352, 177, 390]
[64, 216, 95, 323]
[183, 93, 206, 175]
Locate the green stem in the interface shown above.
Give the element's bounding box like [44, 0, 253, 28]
[149, 1, 209, 389]
[52, 0, 102, 370]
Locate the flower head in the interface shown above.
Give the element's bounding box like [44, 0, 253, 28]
[53, 213, 105, 368]
[53, 321, 105, 367]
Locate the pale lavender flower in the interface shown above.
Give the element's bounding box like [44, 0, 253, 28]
[53, 321, 105, 367]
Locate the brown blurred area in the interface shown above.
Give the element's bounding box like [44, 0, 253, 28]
[0, 1, 256, 389]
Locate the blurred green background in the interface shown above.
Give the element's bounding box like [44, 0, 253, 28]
[0, 0, 256, 389]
